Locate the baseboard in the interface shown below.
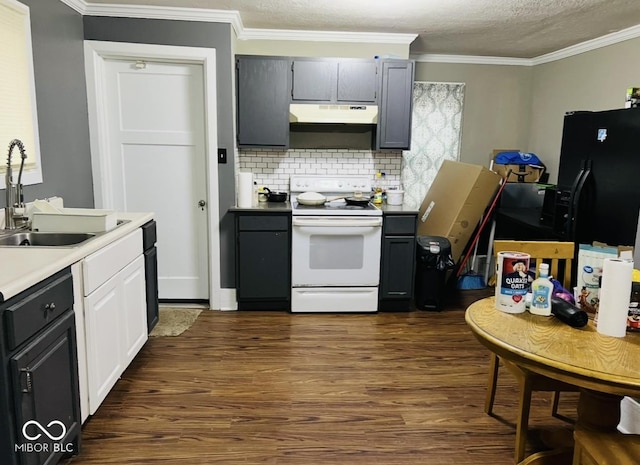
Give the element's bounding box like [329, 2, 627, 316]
[618, 396, 640, 434]
[218, 288, 238, 311]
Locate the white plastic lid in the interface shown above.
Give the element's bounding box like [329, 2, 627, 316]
[540, 263, 549, 270]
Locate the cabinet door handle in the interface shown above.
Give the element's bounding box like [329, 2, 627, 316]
[45, 302, 56, 311]
[21, 368, 32, 393]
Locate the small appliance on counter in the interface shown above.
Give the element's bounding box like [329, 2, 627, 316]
[386, 188, 405, 206]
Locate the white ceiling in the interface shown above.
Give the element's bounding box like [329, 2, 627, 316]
[80, 0, 640, 59]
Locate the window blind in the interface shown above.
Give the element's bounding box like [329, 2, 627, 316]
[0, 0, 42, 185]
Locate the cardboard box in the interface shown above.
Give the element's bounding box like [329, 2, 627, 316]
[491, 149, 545, 183]
[417, 160, 502, 262]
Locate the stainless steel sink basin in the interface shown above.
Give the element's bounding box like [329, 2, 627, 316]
[0, 231, 96, 247]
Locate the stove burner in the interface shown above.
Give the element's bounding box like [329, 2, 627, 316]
[290, 175, 381, 216]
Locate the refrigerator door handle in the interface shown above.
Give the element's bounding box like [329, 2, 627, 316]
[568, 160, 593, 241]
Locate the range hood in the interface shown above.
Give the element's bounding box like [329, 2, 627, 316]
[289, 104, 378, 124]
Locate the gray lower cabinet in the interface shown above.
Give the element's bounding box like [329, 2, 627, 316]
[0, 268, 81, 465]
[236, 56, 291, 148]
[379, 213, 418, 311]
[141, 220, 159, 332]
[377, 60, 415, 150]
[291, 58, 378, 103]
[236, 213, 291, 310]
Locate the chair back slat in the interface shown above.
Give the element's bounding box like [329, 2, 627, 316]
[493, 240, 575, 289]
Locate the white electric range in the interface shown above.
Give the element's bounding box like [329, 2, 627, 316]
[289, 175, 382, 313]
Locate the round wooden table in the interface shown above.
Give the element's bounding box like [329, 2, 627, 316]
[466, 297, 640, 465]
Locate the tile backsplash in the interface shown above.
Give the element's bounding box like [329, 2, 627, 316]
[238, 149, 402, 192]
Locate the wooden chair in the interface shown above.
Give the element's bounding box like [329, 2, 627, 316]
[573, 427, 640, 465]
[486, 240, 580, 463]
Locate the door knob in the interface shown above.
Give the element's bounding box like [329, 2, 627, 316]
[198, 200, 206, 211]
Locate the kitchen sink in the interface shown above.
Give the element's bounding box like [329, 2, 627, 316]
[0, 231, 97, 247]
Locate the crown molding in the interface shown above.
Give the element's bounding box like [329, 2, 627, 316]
[60, 1, 244, 34]
[238, 28, 417, 44]
[59, 1, 640, 62]
[58, 0, 85, 14]
[58, 1, 415, 45]
[411, 54, 533, 66]
[413, 24, 640, 66]
[532, 24, 640, 65]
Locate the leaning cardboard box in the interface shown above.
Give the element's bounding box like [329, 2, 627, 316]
[417, 160, 502, 263]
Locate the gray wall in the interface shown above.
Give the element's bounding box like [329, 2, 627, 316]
[83, 16, 237, 288]
[414, 62, 533, 168]
[528, 37, 640, 182]
[1, 0, 93, 209]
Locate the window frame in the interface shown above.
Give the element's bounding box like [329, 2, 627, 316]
[0, 0, 43, 189]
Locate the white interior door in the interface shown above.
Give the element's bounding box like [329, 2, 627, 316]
[103, 58, 209, 300]
[84, 40, 222, 309]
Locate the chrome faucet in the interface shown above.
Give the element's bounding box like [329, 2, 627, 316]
[5, 139, 28, 229]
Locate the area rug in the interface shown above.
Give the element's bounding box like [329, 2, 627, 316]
[149, 307, 203, 337]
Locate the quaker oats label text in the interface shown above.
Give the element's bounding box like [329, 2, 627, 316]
[495, 251, 531, 314]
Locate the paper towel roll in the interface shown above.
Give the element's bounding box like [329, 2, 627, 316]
[237, 172, 253, 208]
[597, 258, 634, 337]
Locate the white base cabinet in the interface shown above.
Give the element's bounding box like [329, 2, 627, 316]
[120, 256, 147, 365]
[81, 229, 147, 415]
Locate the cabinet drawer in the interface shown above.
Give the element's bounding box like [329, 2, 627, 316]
[384, 215, 417, 235]
[83, 228, 142, 296]
[238, 215, 289, 231]
[4, 271, 73, 350]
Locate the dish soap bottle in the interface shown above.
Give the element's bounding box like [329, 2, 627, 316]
[530, 263, 553, 316]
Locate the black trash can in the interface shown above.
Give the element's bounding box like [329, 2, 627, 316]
[415, 236, 455, 310]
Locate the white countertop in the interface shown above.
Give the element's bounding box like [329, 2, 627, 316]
[0, 211, 154, 302]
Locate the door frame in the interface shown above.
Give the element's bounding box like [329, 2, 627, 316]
[83, 40, 221, 310]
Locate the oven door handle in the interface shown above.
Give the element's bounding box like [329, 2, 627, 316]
[292, 217, 383, 228]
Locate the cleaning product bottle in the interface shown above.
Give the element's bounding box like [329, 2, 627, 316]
[379, 172, 385, 202]
[530, 263, 553, 316]
[373, 172, 383, 204]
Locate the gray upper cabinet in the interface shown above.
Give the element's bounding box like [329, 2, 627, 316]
[337, 60, 378, 103]
[291, 60, 336, 102]
[235, 55, 414, 149]
[376, 60, 415, 150]
[236, 56, 290, 148]
[291, 58, 378, 104]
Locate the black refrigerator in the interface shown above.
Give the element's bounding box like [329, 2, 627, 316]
[554, 107, 640, 247]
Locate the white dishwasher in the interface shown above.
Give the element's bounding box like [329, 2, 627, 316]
[81, 228, 147, 415]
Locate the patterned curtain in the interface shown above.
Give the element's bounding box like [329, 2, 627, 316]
[401, 82, 465, 209]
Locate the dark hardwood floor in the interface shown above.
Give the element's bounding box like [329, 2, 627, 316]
[64, 288, 577, 464]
